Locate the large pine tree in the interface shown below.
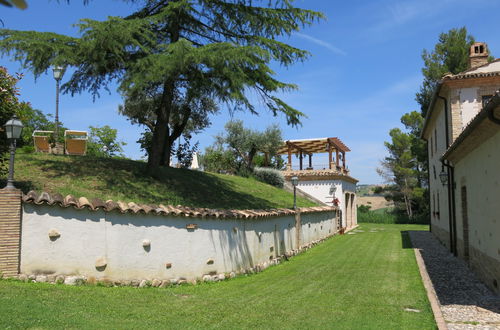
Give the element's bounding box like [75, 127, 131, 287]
[416, 27, 474, 116]
[0, 0, 324, 171]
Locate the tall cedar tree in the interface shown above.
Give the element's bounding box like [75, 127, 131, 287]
[0, 0, 324, 172]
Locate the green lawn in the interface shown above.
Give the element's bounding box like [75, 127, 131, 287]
[0, 224, 435, 329]
[10, 153, 316, 209]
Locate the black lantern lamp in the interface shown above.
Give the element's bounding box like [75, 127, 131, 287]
[4, 115, 24, 189]
[439, 169, 448, 186]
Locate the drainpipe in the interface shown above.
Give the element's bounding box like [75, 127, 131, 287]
[437, 95, 457, 256]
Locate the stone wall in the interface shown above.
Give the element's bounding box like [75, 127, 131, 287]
[18, 195, 340, 283]
[0, 189, 22, 278]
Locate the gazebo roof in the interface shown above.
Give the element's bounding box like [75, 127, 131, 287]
[277, 137, 350, 155]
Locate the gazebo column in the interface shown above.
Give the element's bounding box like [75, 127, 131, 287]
[299, 151, 303, 170]
[336, 149, 339, 169]
[342, 151, 346, 170]
[308, 154, 312, 169]
[328, 143, 333, 170]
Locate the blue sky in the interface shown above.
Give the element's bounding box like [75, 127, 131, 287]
[2, 0, 500, 184]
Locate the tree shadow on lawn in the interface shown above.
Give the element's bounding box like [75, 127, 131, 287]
[15, 155, 280, 209]
[403, 230, 500, 314]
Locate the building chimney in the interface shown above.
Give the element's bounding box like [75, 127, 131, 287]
[469, 42, 489, 69]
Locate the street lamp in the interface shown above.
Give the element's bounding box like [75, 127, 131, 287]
[4, 115, 24, 189]
[291, 176, 299, 209]
[52, 65, 66, 142]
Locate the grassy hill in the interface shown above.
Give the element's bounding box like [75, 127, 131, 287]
[10, 153, 316, 210]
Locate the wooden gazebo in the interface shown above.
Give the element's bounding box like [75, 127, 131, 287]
[277, 137, 350, 172]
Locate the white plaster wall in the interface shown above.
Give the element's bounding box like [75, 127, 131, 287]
[296, 179, 356, 227]
[428, 98, 451, 241]
[459, 87, 479, 129]
[20, 205, 337, 280]
[454, 130, 500, 263]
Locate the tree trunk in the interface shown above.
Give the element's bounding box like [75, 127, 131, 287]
[403, 178, 413, 218]
[246, 146, 257, 169]
[160, 136, 173, 167]
[160, 105, 193, 167]
[147, 116, 169, 173]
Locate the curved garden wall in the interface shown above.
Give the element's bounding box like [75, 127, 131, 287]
[18, 192, 342, 283]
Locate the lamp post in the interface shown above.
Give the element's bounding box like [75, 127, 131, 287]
[4, 115, 24, 190]
[291, 176, 299, 209]
[52, 65, 66, 142]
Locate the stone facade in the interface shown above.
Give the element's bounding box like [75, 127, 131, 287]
[469, 246, 500, 295]
[0, 189, 22, 278]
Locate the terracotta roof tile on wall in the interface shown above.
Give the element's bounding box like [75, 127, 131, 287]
[22, 191, 336, 219]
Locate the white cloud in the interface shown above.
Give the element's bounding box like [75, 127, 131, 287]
[295, 32, 347, 56]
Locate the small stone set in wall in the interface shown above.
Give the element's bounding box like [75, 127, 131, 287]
[16, 273, 209, 287]
[15, 232, 337, 287]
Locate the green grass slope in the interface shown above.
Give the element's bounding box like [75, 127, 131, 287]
[11, 153, 316, 209]
[0, 224, 435, 329]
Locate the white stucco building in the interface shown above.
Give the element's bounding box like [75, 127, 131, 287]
[278, 137, 358, 230]
[421, 42, 500, 294]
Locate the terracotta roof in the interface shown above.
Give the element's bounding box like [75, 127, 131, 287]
[282, 170, 359, 184]
[277, 137, 350, 155]
[442, 70, 500, 81]
[447, 58, 500, 76]
[22, 191, 336, 219]
[283, 169, 346, 177]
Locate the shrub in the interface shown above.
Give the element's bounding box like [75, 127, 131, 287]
[357, 204, 371, 213]
[19, 145, 35, 154]
[200, 147, 237, 174]
[253, 167, 284, 188]
[357, 206, 429, 224]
